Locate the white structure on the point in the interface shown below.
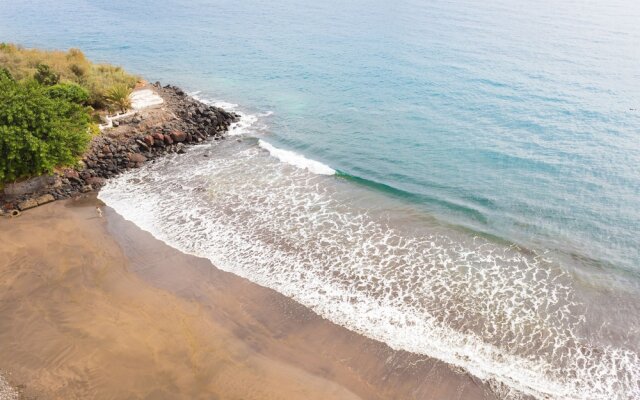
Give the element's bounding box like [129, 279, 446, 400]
[130, 89, 164, 110]
[99, 89, 164, 131]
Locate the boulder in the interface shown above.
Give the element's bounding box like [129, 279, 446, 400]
[128, 153, 147, 164]
[36, 194, 55, 205]
[136, 139, 150, 151]
[17, 198, 38, 211]
[163, 134, 174, 145]
[80, 170, 95, 180]
[64, 169, 80, 180]
[50, 175, 64, 188]
[152, 132, 165, 147]
[3, 176, 51, 197]
[170, 130, 187, 142]
[143, 135, 154, 147]
[86, 177, 105, 187]
[63, 169, 83, 184]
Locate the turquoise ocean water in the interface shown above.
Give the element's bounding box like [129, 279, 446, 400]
[2, 1, 639, 398]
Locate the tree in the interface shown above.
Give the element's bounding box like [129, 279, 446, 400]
[0, 74, 92, 183]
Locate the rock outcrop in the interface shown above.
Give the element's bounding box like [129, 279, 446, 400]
[0, 83, 239, 213]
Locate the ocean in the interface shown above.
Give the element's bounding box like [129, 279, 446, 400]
[1, 0, 639, 398]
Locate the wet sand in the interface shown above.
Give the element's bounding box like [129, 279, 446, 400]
[0, 195, 497, 399]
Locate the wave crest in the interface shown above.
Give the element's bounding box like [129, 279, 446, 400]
[259, 140, 335, 175]
[99, 140, 639, 400]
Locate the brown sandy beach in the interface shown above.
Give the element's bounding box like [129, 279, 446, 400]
[0, 195, 498, 399]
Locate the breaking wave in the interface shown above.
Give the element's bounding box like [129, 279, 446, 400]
[258, 139, 335, 175]
[189, 91, 270, 137]
[99, 138, 640, 400]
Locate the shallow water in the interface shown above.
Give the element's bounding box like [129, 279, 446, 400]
[99, 138, 639, 399]
[2, 0, 640, 398]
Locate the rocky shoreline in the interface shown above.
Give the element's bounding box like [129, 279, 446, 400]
[0, 83, 238, 214]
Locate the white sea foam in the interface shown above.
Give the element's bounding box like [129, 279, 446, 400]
[99, 141, 640, 400]
[189, 94, 332, 175]
[258, 140, 335, 175]
[227, 113, 258, 136]
[189, 91, 268, 136]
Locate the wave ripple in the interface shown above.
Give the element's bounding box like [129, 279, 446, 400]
[99, 140, 639, 400]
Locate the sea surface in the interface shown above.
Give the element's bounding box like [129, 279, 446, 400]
[2, 1, 639, 398]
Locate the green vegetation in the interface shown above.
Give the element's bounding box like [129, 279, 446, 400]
[44, 83, 90, 104]
[0, 43, 139, 185]
[105, 84, 133, 113]
[34, 63, 60, 86]
[0, 71, 92, 182]
[0, 43, 138, 109]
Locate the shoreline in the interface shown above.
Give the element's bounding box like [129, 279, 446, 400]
[0, 194, 497, 399]
[1, 82, 238, 213]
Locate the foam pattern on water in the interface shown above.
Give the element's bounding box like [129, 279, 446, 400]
[99, 141, 640, 400]
[258, 140, 335, 175]
[189, 92, 269, 137]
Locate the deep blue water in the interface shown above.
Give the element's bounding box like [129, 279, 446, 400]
[2, 1, 640, 398]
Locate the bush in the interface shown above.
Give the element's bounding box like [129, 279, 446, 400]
[84, 65, 138, 109]
[0, 73, 92, 183]
[34, 63, 59, 86]
[45, 82, 90, 105]
[70, 63, 86, 78]
[0, 67, 13, 81]
[0, 43, 138, 109]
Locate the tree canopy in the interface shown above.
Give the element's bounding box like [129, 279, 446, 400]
[0, 72, 92, 183]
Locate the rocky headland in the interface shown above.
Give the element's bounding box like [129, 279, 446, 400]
[0, 82, 238, 214]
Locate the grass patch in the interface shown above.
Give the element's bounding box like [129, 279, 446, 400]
[0, 43, 139, 110]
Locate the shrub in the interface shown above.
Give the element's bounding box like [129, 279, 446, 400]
[84, 65, 138, 109]
[45, 82, 90, 105]
[105, 84, 133, 113]
[34, 63, 59, 86]
[70, 63, 86, 78]
[0, 43, 138, 109]
[0, 73, 92, 183]
[0, 67, 13, 81]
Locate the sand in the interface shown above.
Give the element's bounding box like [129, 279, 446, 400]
[0, 373, 18, 400]
[0, 195, 497, 399]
